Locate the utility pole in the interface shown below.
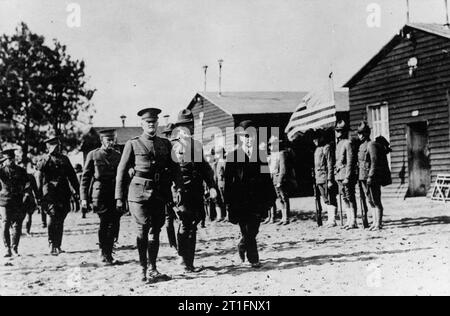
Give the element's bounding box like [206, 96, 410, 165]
[445, 0, 450, 27]
[406, 0, 411, 24]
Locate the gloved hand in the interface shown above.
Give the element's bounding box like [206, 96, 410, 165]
[81, 200, 88, 210]
[327, 180, 335, 189]
[367, 178, 373, 186]
[343, 178, 349, 185]
[128, 168, 135, 178]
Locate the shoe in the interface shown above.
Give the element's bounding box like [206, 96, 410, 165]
[50, 247, 59, 256]
[57, 248, 65, 254]
[251, 262, 262, 269]
[184, 266, 203, 273]
[141, 268, 147, 282]
[148, 269, 171, 283]
[104, 256, 116, 266]
[12, 248, 20, 257]
[4, 249, 12, 258]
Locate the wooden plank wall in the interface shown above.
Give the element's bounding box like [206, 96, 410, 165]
[190, 96, 235, 154]
[348, 28, 450, 198]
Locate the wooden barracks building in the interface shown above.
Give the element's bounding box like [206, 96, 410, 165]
[187, 91, 349, 152]
[344, 23, 450, 198]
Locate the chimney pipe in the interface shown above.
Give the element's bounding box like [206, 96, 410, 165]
[202, 65, 208, 92]
[163, 115, 170, 126]
[120, 115, 127, 128]
[406, 0, 410, 24]
[218, 59, 224, 96]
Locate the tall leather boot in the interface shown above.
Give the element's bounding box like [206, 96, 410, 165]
[136, 237, 148, 280]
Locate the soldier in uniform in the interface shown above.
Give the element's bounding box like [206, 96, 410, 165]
[0, 149, 28, 257]
[313, 129, 338, 227]
[81, 129, 122, 265]
[224, 120, 277, 268]
[357, 122, 391, 231]
[335, 120, 358, 230]
[161, 123, 178, 250]
[115, 108, 182, 282]
[22, 168, 40, 235]
[171, 109, 217, 273]
[36, 137, 80, 255]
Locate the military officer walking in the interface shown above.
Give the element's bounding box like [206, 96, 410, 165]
[335, 121, 358, 230]
[81, 129, 122, 265]
[224, 120, 277, 268]
[313, 129, 338, 227]
[0, 149, 28, 257]
[357, 122, 391, 231]
[171, 109, 217, 273]
[115, 108, 182, 282]
[161, 123, 178, 250]
[36, 137, 80, 255]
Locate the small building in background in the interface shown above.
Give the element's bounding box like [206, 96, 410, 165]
[344, 23, 450, 198]
[187, 91, 349, 196]
[187, 91, 349, 151]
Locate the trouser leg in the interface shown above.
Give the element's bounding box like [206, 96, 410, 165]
[41, 210, 47, 228]
[238, 222, 247, 262]
[279, 188, 290, 223]
[245, 217, 260, 264]
[0, 207, 11, 250]
[11, 214, 24, 252]
[98, 213, 108, 255]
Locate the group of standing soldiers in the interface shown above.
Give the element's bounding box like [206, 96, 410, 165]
[313, 120, 392, 231]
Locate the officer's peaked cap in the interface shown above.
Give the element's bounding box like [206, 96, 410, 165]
[138, 108, 162, 121]
[98, 129, 116, 137]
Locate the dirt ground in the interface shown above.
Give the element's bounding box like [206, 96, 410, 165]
[0, 197, 449, 296]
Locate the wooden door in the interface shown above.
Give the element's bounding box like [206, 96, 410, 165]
[406, 122, 431, 197]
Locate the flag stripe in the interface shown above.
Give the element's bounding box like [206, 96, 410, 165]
[290, 105, 336, 123]
[287, 116, 336, 137]
[286, 113, 336, 134]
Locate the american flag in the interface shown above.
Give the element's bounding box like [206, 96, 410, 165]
[285, 73, 336, 141]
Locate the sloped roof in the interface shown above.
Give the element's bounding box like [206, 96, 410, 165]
[344, 23, 450, 88]
[190, 91, 349, 115]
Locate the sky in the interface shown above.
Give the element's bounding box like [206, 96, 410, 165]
[1, 0, 449, 127]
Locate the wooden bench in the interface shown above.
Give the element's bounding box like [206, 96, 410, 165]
[431, 174, 450, 203]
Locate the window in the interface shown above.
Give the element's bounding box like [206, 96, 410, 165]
[367, 102, 390, 141]
[367, 102, 391, 166]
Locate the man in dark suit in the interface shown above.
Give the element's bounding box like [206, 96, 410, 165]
[224, 120, 277, 268]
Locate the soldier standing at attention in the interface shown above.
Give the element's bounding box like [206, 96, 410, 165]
[357, 122, 391, 231]
[36, 137, 80, 255]
[335, 121, 358, 230]
[313, 129, 338, 228]
[161, 123, 178, 250]
[0, 149, 28, 257]
[171, 109, 217, 273]
[115, 108, 182, 282]
[224, 120, 277, 268]
[81, 129, 122, 265]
